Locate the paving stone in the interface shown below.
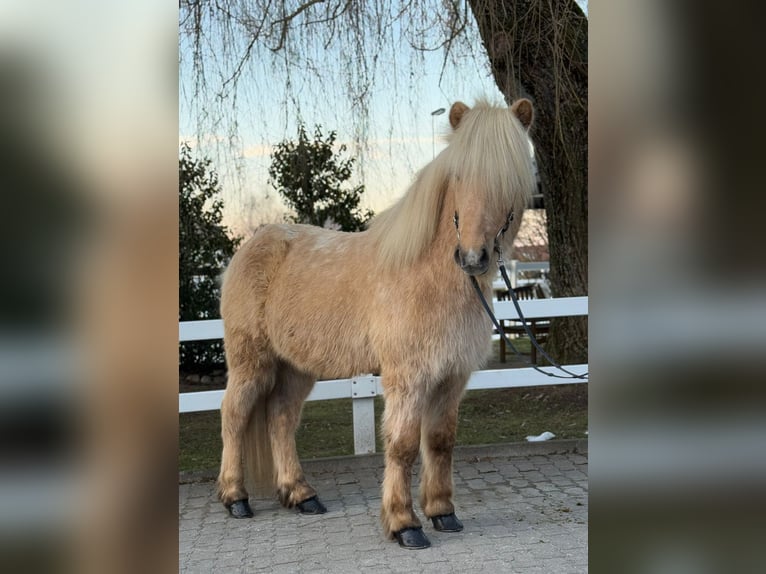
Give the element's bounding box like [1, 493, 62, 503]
[179, 442, 588, 572]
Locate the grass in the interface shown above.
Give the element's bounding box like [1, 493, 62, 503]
[179, 337, 588, 473]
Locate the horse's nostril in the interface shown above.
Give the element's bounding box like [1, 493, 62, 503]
[454, 246, 491, 276]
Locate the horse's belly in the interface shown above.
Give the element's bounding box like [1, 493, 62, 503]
[267, 308, 378, 378]
[264, 264, 379, 378]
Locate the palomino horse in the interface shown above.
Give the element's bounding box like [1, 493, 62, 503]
[217, 98, 536, 549]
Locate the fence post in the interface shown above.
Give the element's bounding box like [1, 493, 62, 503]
[351, 375, 377, 455]
[510, 259, 518, 288]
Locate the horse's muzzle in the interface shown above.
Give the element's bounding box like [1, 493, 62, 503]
[454, 246, 490, 276]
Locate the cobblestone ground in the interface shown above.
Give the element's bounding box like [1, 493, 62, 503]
[179, 441, 588, 573]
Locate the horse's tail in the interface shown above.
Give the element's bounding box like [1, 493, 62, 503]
[242, 392, 276, 497]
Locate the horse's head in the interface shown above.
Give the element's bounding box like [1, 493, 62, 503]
[448, 98, 535, 276]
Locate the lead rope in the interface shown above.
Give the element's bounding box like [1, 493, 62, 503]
[462, 211, 588, 380]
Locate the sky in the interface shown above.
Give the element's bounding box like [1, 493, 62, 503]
[179, 1, 587, 236]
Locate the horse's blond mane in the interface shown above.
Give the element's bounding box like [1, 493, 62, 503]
[368, 99, 536, 271]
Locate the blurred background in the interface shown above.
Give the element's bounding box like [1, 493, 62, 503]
[590, 2, 766, 572]
[0, 1, 765, 573]
[0, 2, 177, 573]
[589, 2, 766, 572]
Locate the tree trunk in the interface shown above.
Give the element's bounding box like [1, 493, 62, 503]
[468, 0, 588, 363]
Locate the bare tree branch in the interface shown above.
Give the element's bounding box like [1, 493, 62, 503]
[270, 0, 329, 52]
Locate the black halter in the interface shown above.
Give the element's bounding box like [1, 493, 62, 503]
[462, 210, 588, 381]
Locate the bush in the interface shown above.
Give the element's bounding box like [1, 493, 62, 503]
[179, 143, 241, 371]
[269, 124, 373, 231]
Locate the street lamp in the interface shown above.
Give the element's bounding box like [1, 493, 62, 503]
[431, 107, 445, 158]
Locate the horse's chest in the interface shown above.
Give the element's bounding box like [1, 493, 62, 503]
[372, 289, 489, 365]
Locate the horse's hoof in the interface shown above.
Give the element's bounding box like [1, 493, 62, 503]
[296, 495, 327, 514]
[393, 526, 431, 549]
[431, 513, 463, 532]
[227, 499, 253, 518]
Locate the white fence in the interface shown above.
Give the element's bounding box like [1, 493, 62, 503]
[179, 296, 588, 455]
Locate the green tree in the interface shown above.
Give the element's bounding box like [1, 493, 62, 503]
[179, 143, 241, 371]
[269, 124, 373, 232]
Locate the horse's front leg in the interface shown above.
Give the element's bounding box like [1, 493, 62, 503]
[380, 379, 430, 549]
[419, 375, 467, 533]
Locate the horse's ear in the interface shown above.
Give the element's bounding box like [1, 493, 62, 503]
[511, 98, 534, 129]
[449, 102, 469, 129]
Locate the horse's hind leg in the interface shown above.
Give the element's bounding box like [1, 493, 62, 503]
[267, 362, 326, 513]
[419, 375, 466, 533]
[217, 331, 276, 518]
